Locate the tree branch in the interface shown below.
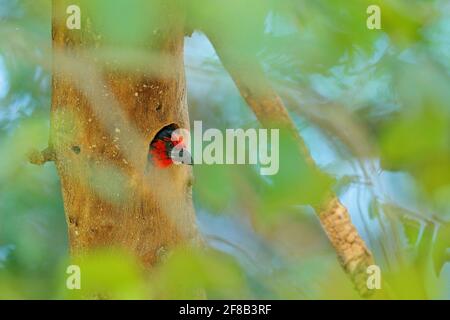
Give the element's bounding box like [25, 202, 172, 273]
[28, 147, 55, 165]
[206, 34, 375, 297]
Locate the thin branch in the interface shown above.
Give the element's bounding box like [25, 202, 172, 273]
[205, 32, 375, 297]
[28, 147, 55, 165]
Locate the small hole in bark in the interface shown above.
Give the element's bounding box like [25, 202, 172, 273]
[72, 146, 81, 154]
[149, 123, 181, 167]
[68, 216, 78, 226]
[187, 176, 194, 188]
[155, 102, 162, 112]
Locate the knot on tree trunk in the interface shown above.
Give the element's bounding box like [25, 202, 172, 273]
[28, 147, 56, 165]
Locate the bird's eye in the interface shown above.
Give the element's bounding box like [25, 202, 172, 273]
[148, 123, 182, 168]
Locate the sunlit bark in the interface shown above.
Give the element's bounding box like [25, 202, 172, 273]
[47, 0, 200, 266]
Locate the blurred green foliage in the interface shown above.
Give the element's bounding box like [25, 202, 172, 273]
[150, 248, 249, 299]
[0, 0, 449, 299]
[62, 249, 148, 299]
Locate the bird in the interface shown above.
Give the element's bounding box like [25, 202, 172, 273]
[148, 124, 192, 168]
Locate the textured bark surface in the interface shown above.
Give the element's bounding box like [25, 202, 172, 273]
[49, 1, 200, 266]
[319, 197, 374, 297]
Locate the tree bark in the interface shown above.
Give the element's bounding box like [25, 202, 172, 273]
[48, 1, 200, 266]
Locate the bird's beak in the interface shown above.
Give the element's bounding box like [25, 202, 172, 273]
[171, 147, 193, 165]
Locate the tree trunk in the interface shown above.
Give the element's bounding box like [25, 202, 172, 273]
[48, 1, 200, 266]
[27, 0, 375, 297]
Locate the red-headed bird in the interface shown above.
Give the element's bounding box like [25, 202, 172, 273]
[149, 124, 192, 168]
